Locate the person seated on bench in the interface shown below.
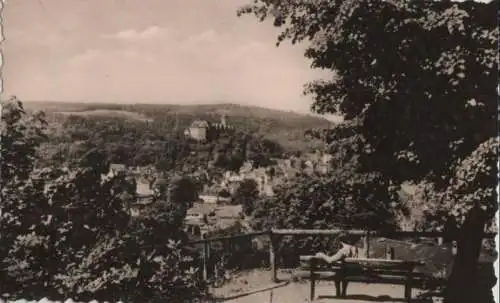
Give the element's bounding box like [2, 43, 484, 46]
[315, 233, 359, 263]
[315, 233, 359, 297]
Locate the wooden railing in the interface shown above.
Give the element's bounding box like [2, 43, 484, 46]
[186, 229, 497, 283]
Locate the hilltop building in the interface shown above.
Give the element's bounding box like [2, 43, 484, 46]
[184, 113, 233, 141]
[184, 120, 210, 141]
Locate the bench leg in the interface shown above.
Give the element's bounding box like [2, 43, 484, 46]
[334, 280, 341, 297]
[404, 273, 413, 303]
[341, 280, 349, 297]
[310, 263, 316, 301]
[404, 283, 411, 303]
[310, 273, 316, 301]
[335, 270, 347, 298]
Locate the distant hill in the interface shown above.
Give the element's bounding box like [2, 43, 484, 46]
[24, 101, 333, 152]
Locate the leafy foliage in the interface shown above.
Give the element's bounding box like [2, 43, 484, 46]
[30, 102, 330, 168]
[0, 98, 205, 302]
[1, 97, 47, 181]
[239, 1, 497, 301]
[412, 137, 499, 231]
[35, 111, 291, 187]
[252, 169, 399, 260]
[232, 179, 260, 215]
[238, 0, 498, 187]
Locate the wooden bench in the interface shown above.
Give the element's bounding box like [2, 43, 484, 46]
[300, 256, 425, 303]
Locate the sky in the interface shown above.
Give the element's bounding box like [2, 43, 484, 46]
[0, 0, 329, 114]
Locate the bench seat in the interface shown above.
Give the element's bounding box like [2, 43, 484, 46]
[295, 269, 433, 285]
[299, 256, 424, 303]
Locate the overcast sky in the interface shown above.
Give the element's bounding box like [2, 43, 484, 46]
[1, 0, 330, 114]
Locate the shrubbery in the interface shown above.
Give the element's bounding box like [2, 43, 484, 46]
[250, 170, 400, 266]
[0, 98, 205, 302]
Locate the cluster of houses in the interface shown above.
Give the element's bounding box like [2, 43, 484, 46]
[280, 152, 334, 175]
[105, 150, 335, 207]
[102, 137, 335, 235]
[184, 203, 243, 237]
[203, 152, 334, 198]
[105, 163, 242, 218]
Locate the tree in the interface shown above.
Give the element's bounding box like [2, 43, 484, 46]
[420, 137, 498, 303]
[218, 189, 231, 198]
[1, 98, 205, 302]
[232, 179, 260, 215]
[151, 174, 199, 228]
[252, 169, 399, 261]
[1, 97, 50, 293]
[239, 1, 498, 302]
[1, 97, 47, 182]
[169, 176, 199, 207]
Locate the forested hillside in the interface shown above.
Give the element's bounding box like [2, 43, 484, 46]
[25, 101, 332, 153]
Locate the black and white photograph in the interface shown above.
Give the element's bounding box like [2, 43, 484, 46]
[0, 0, 498, 303]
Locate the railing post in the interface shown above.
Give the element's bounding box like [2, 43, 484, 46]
[269, 230, 277, 282]
[363, 231, 370, 258]
[202, 236, 209, 282]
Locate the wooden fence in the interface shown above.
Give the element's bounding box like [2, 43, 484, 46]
[186, 229, 497, 283]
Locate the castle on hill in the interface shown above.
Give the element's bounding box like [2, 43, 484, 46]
[184, 113, 234, 141]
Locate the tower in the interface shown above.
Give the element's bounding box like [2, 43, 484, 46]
[221, 113, 227, 128]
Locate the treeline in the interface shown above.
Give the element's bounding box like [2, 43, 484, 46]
[37, 113, 286, 173]
[31, 102, 330, 152]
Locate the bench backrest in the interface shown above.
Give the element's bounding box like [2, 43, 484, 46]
[299, 255, 423, 271]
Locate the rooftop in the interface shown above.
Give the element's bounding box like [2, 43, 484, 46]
[190, 120, 210, 128]
[109, 163, 126, 171]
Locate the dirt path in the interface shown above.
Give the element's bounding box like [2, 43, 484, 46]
[220, 281, 425, 303]
[209, 269, 429, 303]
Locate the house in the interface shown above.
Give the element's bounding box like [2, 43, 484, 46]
[239, 161, 253, 174]
[199, 195, 231, 204]
[317, 154, 333, 174]
[199, 195, 218, 204]
[213, 205, 243, 229]
[136, 176, 155, 196]
[184, 114, 233, 141]
[215, 205, 242, 219]
[184, 203, 217, 236]
[130, 197, 154, 217]
[108, 163, 127, 177]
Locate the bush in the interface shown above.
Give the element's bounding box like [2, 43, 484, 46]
[0, 98, 206, 302]
[232, 179, 259, 214]
[53, 229, 204, 302]
[218, 189, 231, 198]
[252, 171, 399, 260]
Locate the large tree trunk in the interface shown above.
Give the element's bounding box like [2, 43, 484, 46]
[443, 205, 490, 303]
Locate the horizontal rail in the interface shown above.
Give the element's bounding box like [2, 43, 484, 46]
[185, 229, 497, 246]
[186, 230, 270, 245]
[271, 229, 497, 239]
[272, 229, 366, 235]
[180, 228, 496, 284]
[300, 255, 425, 265]
[382, 231, 497, 239]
